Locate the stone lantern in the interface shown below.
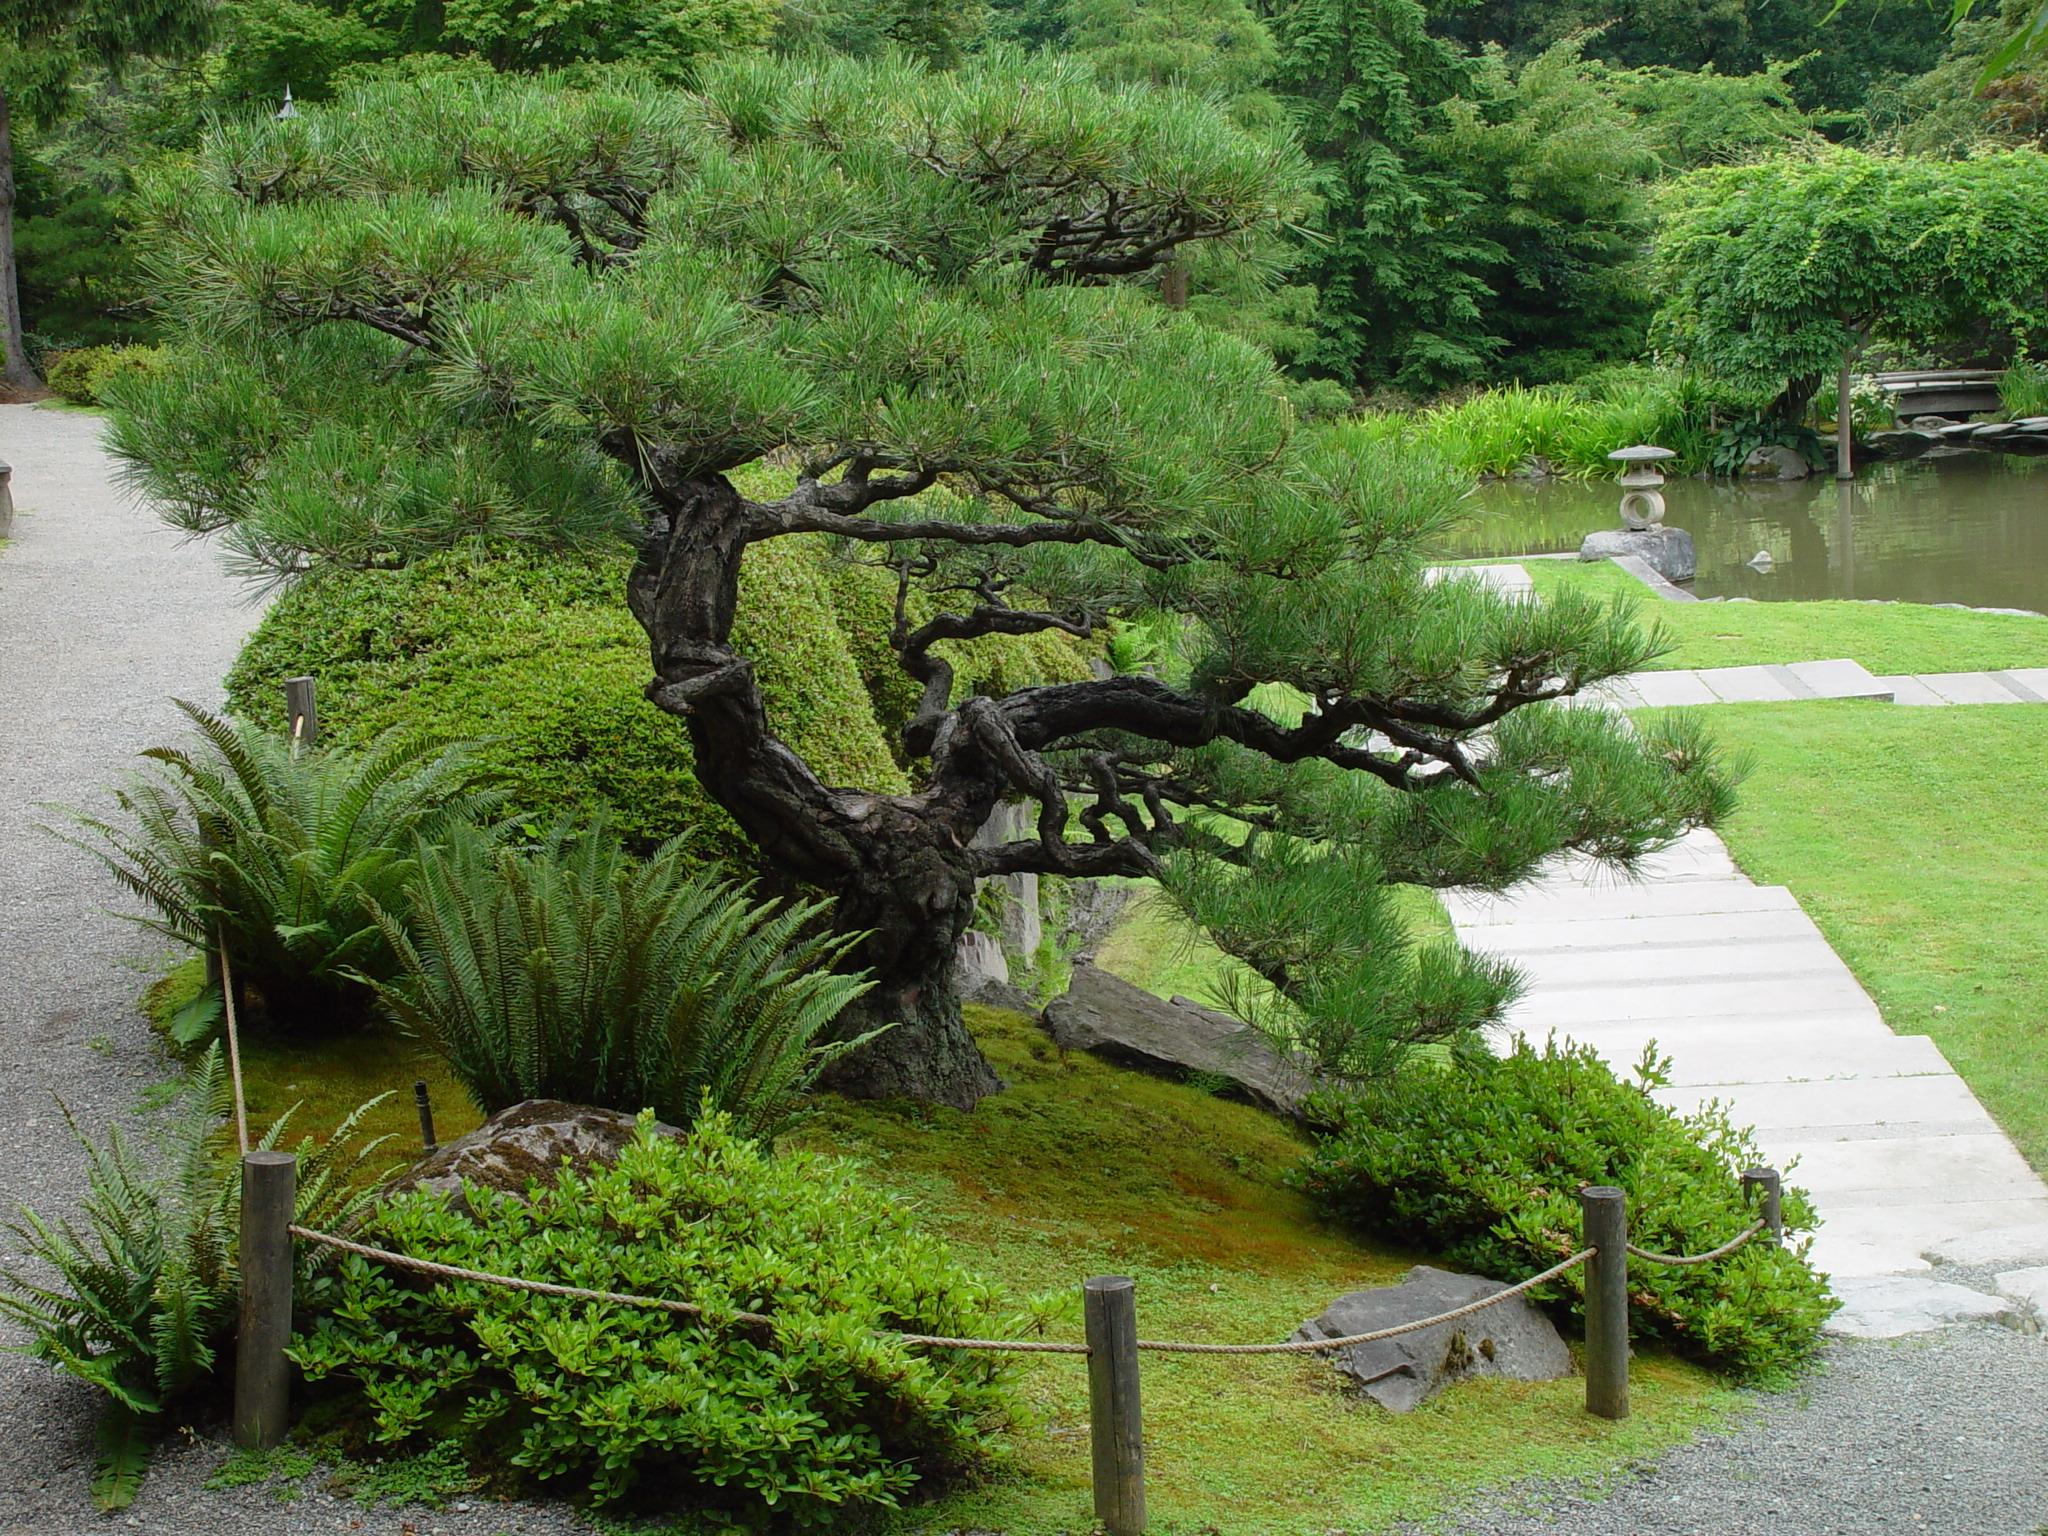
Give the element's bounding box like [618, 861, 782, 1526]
[1577, 444, 1694, 584]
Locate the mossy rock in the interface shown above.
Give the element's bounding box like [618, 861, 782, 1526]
[227, 542, 906, 859]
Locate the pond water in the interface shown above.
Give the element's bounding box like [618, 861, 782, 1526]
[1444, 456, 2048, 610]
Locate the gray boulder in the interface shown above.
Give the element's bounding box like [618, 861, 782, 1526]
[1742, 445, 1812, 480]
[1040, 963, 1312, 1117]
[1293, 1265, 1573, 1412]
[392, 1100, 680, 1210]
[1579, 526, 1695, 584]
[956, 929, 1011, 993]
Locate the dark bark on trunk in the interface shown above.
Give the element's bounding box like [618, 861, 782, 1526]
[628, 474, 1008, 1109]
[0, 90, 40, 395]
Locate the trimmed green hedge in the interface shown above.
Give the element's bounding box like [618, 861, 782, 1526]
[227, 542, 906, 859]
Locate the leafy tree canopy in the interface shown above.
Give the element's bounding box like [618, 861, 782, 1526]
[1653, 147, 2048, 410]
[116, 56, 1729, 1105]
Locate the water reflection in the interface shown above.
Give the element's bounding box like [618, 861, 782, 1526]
[1447, 456, 2048, 609]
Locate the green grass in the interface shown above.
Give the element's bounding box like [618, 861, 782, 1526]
[170, 968, 1739, 1533]
[1655, 701, 2048, 1172]
[1528, 558, 2048, 674]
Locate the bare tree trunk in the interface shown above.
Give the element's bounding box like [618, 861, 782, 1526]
[1835, 346, 1854, 482]
[0, 89, 40, 395]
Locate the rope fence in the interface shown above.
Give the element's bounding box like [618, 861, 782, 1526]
[225, 673, 1793, 1536]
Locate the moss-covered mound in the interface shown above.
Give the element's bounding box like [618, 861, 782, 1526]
[227, 541, 906, 858]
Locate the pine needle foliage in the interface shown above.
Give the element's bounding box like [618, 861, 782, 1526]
[370, 822, 880, 1134]
[0, 1047, 396, 1510]
[112, 55, 1737, 1098]
[50, 703, 506, 1031]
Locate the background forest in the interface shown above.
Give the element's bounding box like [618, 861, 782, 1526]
[8, 0, 2047, 402]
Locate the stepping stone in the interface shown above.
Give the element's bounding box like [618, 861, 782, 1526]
[1517, 1018, 1948, 1086]
[1461, 907, 1824, 953]
[1773, 1133, 2044, 1205]
[1818, 1200, 2048, 1276]
[1697, 664, 1800, 703]
[1624, 670, 1719, 707]
[1995, 1266, 2048, 1312]
[1507, 973, 1874, 1025]
[1915, 672, 2038, 704]
[1652, 1073, 1992, 1137]
[1875, 674, 1948, 706]
[1494, 937, 1847, 987]
[1442, 882, 1800, 926]
[1927, 1224, 2048, 1268]
[1783, 658, 1893, 700]
[1824, 1274, 2017, 1338]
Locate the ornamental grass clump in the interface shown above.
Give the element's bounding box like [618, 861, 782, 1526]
[292, 1111, 1025, 1520]
[51, 703, 503, 1032]
[1295, 1036, 1837, 1379]
[369, 821, 879, 1136]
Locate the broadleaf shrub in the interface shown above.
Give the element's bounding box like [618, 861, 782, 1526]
[292, 1113, 1022, 1520]
[1294, 1037, 1836, 1378]
[370, 820, 878, 1135]
[226, 544, 907, 859]
[43, 343, 171, 406]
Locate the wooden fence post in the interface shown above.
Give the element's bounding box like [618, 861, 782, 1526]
[1742, 1167, 1783, 1246]
[234, 1150, 297, 1450]
[1580, 1185, 1629, 1421]
[284, 676, 318, 750]
[414, 1079, 438, 1154]
[1084, 1276, 1146, 1536]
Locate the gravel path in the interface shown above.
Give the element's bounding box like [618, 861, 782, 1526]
[2, 407, 2042, 1533]
[1407, 1322, 2048, 1536]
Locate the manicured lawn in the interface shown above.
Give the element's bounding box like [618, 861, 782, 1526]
[1649, 701, 2048, 1171]
[165, 972, 1736, 1533]
[1525, 558, 2048, 674]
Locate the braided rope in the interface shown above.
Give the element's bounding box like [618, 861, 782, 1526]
[289, 1225, 1090, 1354]
[1625, 1220, 1766, 1268]
[1132, 1249, 1594, 1356]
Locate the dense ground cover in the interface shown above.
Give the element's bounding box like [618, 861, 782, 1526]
[144, 971, 1734, 1532]
[1527, 559, 2048, 673]
[1661, 701, 2048, 1171]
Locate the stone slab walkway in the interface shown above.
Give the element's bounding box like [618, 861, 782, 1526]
[1444, 827, 2048, 1331]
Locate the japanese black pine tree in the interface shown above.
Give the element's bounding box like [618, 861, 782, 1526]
[113, 55, 1730, 1107]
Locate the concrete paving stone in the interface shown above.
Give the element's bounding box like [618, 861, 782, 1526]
[1579, 677, 1646, 709]
[1928, 1224, 2048, 1268]
[1815, 1200, 2048, 1276]
[1506, 1020, 1949, 1086]
[1622, 669, 1719, 707]
[1650, 1073, 1991, 1132]
[1824, 1274, 2018, 1338]
[1539, 838, 1741, 885]
[1506, 972, 1874, 1024]
[1994, 1266, 2048, 1311]
[1461, 908, 1825, 953]
[1697, 664, 1800, 703]
[1785, 658, 1894, 700]
[1876, 674, 1948, 706]
[1918, 671, 2036, 704]
[1990, 669, 2048, 703]
[1772, 1133, 2043, 1200]
[1494, 938, 1847, 986]
[2003, 666, 2048, 697]
[1441, 882, 1800, 926]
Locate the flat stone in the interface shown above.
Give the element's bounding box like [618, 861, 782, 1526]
[1742, 445, 1812, 480]
[1652, 1073, 1991, 1134]
[1442, 881, 1800, 927]
[1784, 658, 1892, 700]
[1994, 1266, 2048, 1311]
[1465, 906, 1824, 953]
[1928, 1224, 2048, 1268]
[1579, 526, 1695, 583]
[1876, 674, 1947, 706]
[1508, 973, 1873, 1026]
[1624, 670, 1719, 707]
[957, 929, 1010, 992]
[1697, 664, 1799, 703]
[1292, 1265, 1571, 1412]
[1529, 1020, 1949, 1087]
[1917, 671, 2037, 704]
[1496, 937, 1847, 987]
[1041, 963, 1312, 1116]
[1825, 1275, 2016, 1338]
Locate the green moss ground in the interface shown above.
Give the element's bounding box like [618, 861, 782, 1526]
[1525, 558, 2048, 674]
[1649, 700, 2048, 1171]
[151, 970, 1738, 1533]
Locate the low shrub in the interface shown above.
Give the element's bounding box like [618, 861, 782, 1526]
[0, 1048, 392, 1510]
[293, 1112, 1023, 1520]
[1295, 1037, 1836, 1379]
[226, 545, 907, 860]
[42, 343, 171, 406]
[371, 821, 878, 1135]
[51, 703, 503, 1031]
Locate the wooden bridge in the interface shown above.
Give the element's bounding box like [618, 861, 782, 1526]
[1875, 369, 2004, 420]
